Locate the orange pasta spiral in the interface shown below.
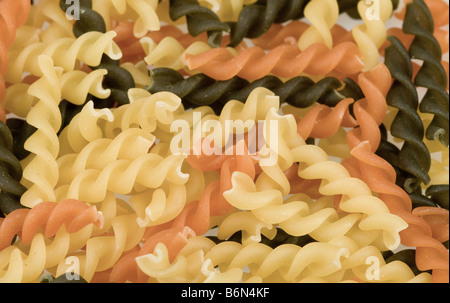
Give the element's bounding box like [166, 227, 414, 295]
[0, 0, 31, 122]
[0, 199, 104, 251]
[339, 67, 449, 283]
[182, 41, 364, 81]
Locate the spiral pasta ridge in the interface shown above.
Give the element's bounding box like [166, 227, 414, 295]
[146, 67, 364, 113]
[384, 35, 431, 193]
[136, 235, 429, 282]
[56, 1, 135, 131]
[20, 56, 63, 208]
[297, 0, 339, 51]
[343, 94, 450, 283]
[286, 143, 408, 251]
[198, 0, 257, 22]
[1, 0, 448, 285]
[5, 31, 122, 84]
[403, 0, 449, 147]
[91, 0, 161, 38]
[168, 0, 231, 47]
[351, 0, 393, 70]
[62, 0, 135, 107]
[55, 212, 145, 282]
[110, 110, 264, 282]
[182, 41, 365, 81]
[225, 0, 309, 47]
[0, 0, 31, 122]
[4, 68, 111, 119]
[0, 199, 104, 251]
[55, 128, 188, 203]
[0, 199, 104, 283]
[0, 121, 28, 216]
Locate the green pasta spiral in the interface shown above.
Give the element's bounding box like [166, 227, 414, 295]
[0, 121, 28, 216]
[169, 0, 231, 47]
[5, 118, 37, 161]
[410, 185, 449, 210]
[403, 0, 449, 147]
[225, 0, 400, 47]
[59, 0, 106, 37]
[385, 35, 431, 193]
[226, 0, 309, 47]
[146, 67, 364, 114]
[376, 124, 448, 210]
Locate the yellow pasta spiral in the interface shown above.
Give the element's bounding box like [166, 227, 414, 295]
[298, 0, 339, 50]
[352, 0, 393, 70]
[4, 69, 110, 118]
[5, 31, 122, 84]
[20, 55, 63, 208]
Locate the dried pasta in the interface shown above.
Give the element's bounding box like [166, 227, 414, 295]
[0, 0, 31, 122]
[0, 0, 448, 285]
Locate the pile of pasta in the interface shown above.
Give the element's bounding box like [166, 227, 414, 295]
[0, 0, 448, 283]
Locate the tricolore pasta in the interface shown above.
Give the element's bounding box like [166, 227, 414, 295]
[0, 0, 448, 284]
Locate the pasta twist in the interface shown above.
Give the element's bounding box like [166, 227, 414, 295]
[100, 89, 183, 140]
[57, 1, 135, 113]
[412, 206, 449, 244]
[168, 0, 231, 47]
[395, 0, 448, 53]
[137, 234, 431, 283]
[54, 213, 145, 282]
[20, 56, 63, 208]
[297, 64, 391, 140]
[0, 121, 28, 216]
[58, 101, 114, 156]
[4, 118, 36, 161]
[0, 0, 31, 122]
[351, 0, 393, 70]
[182, 41, 365, 81]
[4, 68, 110, 119]
[423, 185, 449, 210]
[146, 67, 364, 113]
[225, 0, 309, 47]
[92, 0, 161, 38]
[343, 101, 450, 283]
[55, 128, 188, 203]
[27, 0, 75, 42]
[403, 0, 449, 147]
[0, 199, 104, 251]
[376, 124, 448, 209]
[199, 0, 257, 22]
[5, 30, 122, 84]
[297, 0, 339, 51]
[0, 199, 105, 283]
[140, 36, 213, 72]
[384, 36, 431, 193]
[341, 245, 432, 282]
[251, 19, 352, 50]
[110, 137, 258, 282]
[219, 140, 406, 249]
[59, 0, 107, 38]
